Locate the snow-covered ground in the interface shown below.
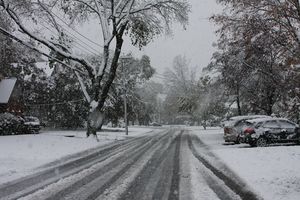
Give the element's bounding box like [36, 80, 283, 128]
[190, 126, 300, 200]
[0, 126, 156, 184]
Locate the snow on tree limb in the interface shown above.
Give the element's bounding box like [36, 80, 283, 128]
[74, 70, 92, 103]
[0, 26, 87, 75]
[1, 1, 96, 79]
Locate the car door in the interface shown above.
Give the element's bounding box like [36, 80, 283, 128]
[278, 120, 297, 140]
[262, 120, 281, 140]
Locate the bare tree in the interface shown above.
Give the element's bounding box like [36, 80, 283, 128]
[0, 0, 190, 137]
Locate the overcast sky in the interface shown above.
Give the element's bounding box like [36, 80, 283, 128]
[122, 0, 222, 75]
[75, 0, 222, 76]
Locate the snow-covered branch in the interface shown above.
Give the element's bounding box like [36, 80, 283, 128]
[0, 26, 87, 75]
[74, 70, 92, 103]
[1, 2, 96, 78]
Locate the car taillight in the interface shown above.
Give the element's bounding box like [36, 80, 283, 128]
[224, 127, 230, 134]
[244, 127, 255, 134]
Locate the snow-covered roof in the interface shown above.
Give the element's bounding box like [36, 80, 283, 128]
[0, 78, 17, 103]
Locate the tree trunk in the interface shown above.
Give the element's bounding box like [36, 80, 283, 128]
[87, 120, 97, 137]
[84, 27, 126, 137]
[86, 109, 104, 138]
[266, 90, 275, 116]
[236, 84, 242, 115]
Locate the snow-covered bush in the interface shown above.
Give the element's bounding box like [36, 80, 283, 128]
[0, 113, 24, 135]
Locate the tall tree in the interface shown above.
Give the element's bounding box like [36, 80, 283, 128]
[208, 0, 299, 116]
[0, 0, 190, 137]
[163, 55, 201, 124]
[104, 55, 155, 126]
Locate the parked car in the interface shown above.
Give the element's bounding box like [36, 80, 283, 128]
[22, 116, 41, 134]
[243, 118, 300, 147]
[223, 115, 271, 144]
[0, 113, 41, 135]
[150, 122, 162, 126]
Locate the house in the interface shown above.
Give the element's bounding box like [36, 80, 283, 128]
[0, 77, 23, 114]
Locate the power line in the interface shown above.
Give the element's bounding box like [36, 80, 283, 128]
[0, 26, 87, 75]
[38, 21, 100, 56]
[47, 9, 104, 49]
[38, 17, 100, 56]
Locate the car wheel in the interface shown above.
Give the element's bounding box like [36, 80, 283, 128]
[234, 137, 240, 144]
[238, 136, 244, 144]
[256, 137, 268, 147]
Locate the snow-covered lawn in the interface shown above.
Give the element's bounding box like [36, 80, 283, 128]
[190, 126, 300, 200]
[0, 126, 156, 184]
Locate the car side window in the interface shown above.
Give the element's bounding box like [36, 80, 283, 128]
[234, 120, 245, 128]
[263, 121, 280, 128]
[255, 122, 263, 128]
[278, 120, 295, 129]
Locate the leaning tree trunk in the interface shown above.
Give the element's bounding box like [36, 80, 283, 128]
[86, 109, 104, 138]
[85, 25, 126, 138]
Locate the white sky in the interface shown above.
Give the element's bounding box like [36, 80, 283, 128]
[76, 0, 222, 76]
[122, 0, 222, 75]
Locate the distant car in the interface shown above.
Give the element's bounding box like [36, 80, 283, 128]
[243, 118, 300, 147]
[150, 122, 162, 126]
[22, 116, 41, 134]
[223, 115, 271, 144]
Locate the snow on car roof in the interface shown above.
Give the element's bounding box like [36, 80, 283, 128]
[223, 115, 271, 126]
[246, 117, 273, 123]
[229, 115, 270, 121]
[246, 117, 293, 124]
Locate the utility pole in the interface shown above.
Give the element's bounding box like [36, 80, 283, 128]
[124, 85, 128, 135]
[120, 56, 131, 135]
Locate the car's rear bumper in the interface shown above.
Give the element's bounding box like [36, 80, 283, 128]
[224, 134, 238, 142]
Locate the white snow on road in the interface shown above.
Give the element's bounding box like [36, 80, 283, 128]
[0, 126, 156, 184]
[190, 126, 300, 200]
[2, 125, 299, 200]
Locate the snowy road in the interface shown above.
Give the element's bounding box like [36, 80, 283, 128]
[0, 128, 260, 200]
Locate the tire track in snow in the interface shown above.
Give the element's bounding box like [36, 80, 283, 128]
[117, 131, 182, 200]
[21, 130, 171, 200]
[187, 133, 260, 200]
[0, 130, 168, 200]
[80, 131, 172, 200]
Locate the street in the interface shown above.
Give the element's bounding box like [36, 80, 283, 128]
[0, 128, 260, 200]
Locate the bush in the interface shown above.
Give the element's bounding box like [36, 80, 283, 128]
[0, 113, 24, 135]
